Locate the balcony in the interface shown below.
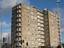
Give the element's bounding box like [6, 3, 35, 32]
[16, 25, 21, 28]
[16, 33, 21, 37]
[38, 27, 44, 31]
[17, 4, 21, 9]
[17, 14, 21, 18]
[38, 24, 44, 27]
[18, 5, 21, 8]
[37, 35, 45, 39]
[38, 43, 45, 46]
[38, 32, 44, 35]
[16, 46, 21, 48]
[15, 34, 21, 39]
[15, 37, 22, 42]
[17, 10, 21, 13]
[15, 42, 22, 47]
[38, 19, 44, 23]
[16, 16, 21, 19]
[37, 16, 44, 20]
[16, 23, 21, 27]
[37, 12, 43, 16]
[16, 19, 21, 22]
[38, 40, 45, 45]
[16, 31, 21, 33]
[38, 23, 44, 27]
[16, 28, 21, 33]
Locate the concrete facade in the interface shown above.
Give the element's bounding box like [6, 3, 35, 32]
[48, 11, 61, 48]
[11, 3, 61, 48]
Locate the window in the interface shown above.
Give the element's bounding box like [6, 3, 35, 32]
[26, 42, 28, 46]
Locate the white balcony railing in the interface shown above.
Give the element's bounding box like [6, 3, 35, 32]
[38, 43, 45, 46]
[37, 16, 44, 19]
[38, 19, 44, 23]
[38, 27, 44, 30]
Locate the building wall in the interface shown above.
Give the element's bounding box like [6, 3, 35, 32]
[43, 9, 51, 48]
[11, 3, 61, 48]
[48, 11, 60, 47]
[21, 5, 45, 48]
[11, 4, 22, 48]
[11, 4, 45, 48]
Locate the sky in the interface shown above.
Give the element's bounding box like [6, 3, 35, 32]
[0, 0, 64, 43]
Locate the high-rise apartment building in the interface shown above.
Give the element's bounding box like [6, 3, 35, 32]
[11, 3, 61, 48]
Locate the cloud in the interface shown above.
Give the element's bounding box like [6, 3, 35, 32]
[0, 0, 30, 32]
[2, 32, 8, 37]
[52, 8, 64, 32]
[60, 27, 64, 33]
[0, 21, 11, 32]
[0, 21, 11, 28]
[0, 0, 30, 8]
[0, 0, 30, 17]
[0, 0, 16, 8]
[52, 8, 64, 43]
[16, 0, 30, 5]
[61, 10, 64, 32]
